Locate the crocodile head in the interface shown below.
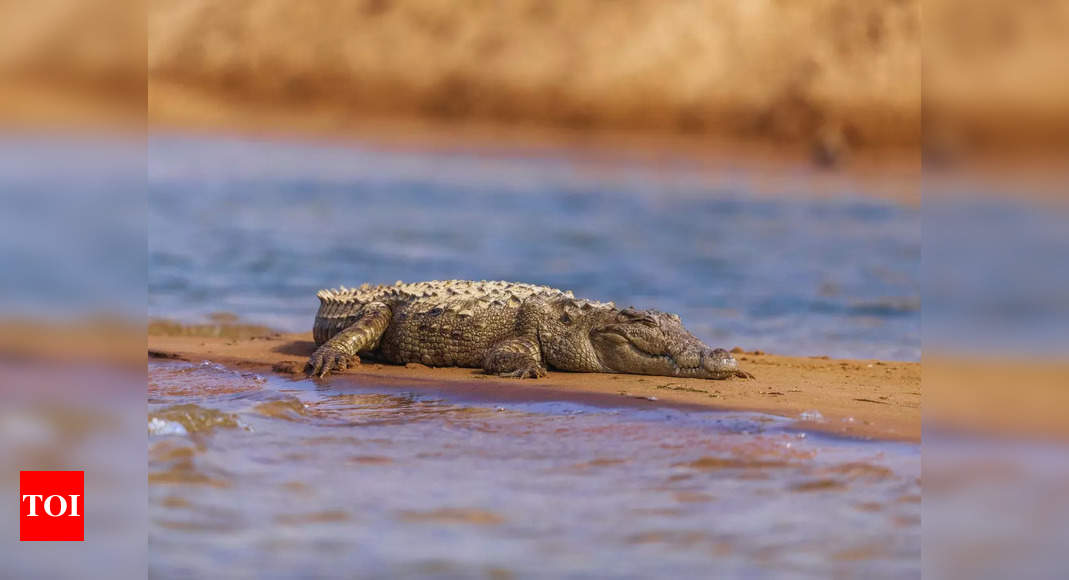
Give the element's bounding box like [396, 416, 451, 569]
[540, 299, 745, 379]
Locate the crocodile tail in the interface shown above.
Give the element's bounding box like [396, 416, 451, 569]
[314, 289, 366, 345]
[314, 289, 336, 344]
[316, 288, 337, 303]
[313, 317, 334, 345]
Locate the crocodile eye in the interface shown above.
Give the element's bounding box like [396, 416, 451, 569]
[559, 313, 572, 324]
[619, 309, 657, 327]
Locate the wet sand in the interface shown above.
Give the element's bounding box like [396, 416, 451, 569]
[147, 331, 920, 442]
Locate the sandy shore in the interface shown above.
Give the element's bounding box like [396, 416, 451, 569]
[148, 331, 920, 442]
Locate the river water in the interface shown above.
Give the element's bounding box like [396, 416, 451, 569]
[149, 360, 919, 578]
[147, 134, 920, 577]
[148, 135, 919, 362]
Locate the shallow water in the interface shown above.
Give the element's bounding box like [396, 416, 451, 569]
[148, 134, 919, 361]
[149, 360, 920, 578]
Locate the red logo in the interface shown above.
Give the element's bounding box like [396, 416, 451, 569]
[19, 471, 84, 541]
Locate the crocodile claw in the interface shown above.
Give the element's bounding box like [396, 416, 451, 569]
[306, 346, 357, 378]
[500, 364, 547, 379]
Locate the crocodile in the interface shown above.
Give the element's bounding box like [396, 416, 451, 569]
[307, 280, 754, 380]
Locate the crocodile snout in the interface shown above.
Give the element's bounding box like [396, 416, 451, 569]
[702, 348, 738, 374]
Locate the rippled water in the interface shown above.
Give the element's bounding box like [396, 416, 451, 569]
[148, 135, 919, 361]
[149, 360, 919, 577]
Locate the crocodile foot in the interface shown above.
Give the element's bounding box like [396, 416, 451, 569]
[499, 364, 547, 379]
[306, 346, 359, 378]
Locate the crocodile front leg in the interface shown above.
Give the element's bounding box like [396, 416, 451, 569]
[482, 336, 546, 378]
[307, 302, 392, 377]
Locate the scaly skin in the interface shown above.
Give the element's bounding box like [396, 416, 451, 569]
[307, 280, 754, 380]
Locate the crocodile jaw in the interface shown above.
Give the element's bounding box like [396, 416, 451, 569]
[590, 328, 740, 380]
